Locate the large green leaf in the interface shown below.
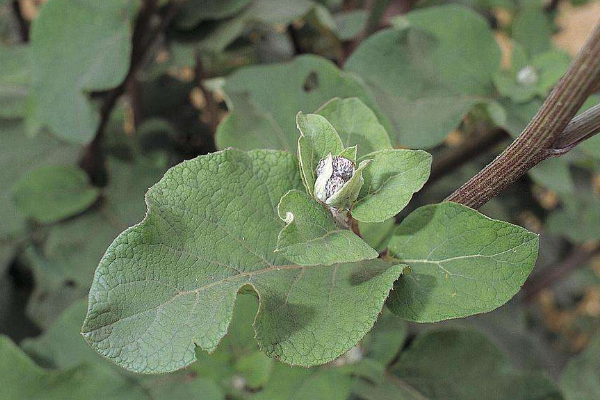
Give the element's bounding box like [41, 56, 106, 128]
[560, 332, 600, 400]
[386, 202, 538, 322]
[29, 0, 137, 143]
[215, 55, 390, 151]
[316, 97, 392, 158]
[12, 165, 99, 224]
[276, 190, 378, 265]
[388, 329, 563, 400]
[345, 5, 500, 148]
[351, 149, 431, 223]
[82, 149, 404, 373]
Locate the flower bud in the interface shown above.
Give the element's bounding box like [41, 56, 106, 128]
[314, 154, 355, 202]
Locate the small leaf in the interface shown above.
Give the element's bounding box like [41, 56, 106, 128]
[296, 112, 344, 196]
[12, 165, 99, 224]
[351, 149, 431, 223]
[387, 202, 539, 322]
[82, 149, 404, 373]
[316, 97, 392, 158]
[276, 190, 378, 266]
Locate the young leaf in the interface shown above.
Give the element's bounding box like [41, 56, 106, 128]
[12, 165, 99, 224]
[351, 149, 432, 223]
[29, 0, 137, 143]
[389, 329, 563, 400]
[276, 190, 378, 265]
[82, 149, 404, 373]
[297, 112, 344, 196]
[345, 5, 500, 148]
[216, 55, 391, 151]
[387, 202, 539, 322]
[316, 97, 392, 158]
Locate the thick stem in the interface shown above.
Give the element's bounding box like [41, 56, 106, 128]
[447, 21, 600, 209]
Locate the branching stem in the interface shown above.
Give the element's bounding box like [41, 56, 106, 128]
[447, 21, 600, 209]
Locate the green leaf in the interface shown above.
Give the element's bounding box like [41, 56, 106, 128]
[547, 191, 600, 243]
[351, 150, 431, 223]
[22, 300, 110, 370]
[82, 149, 404, 373]
[512, 5, 552, 57]
[297, 112, 344, 196]
[528, 157, 574, 196]
[0, 335, 148, 400]
[389, 329, 563, 400]
[333, 10, 368, 40]
[235, 351, 274, 389]
[175, 0, 252, 29]
[0, 120, 80, 239]
[361, 309, 407, 366]
[346, 5, 500, 148]
[316, 97, 393, 158]
[560, 332, 600, 400]
[276, 190, 378, 265]
[386, 202, 539, 322]
[29, 0, 137, 143]
[252, 363, 352, 400]
[216, 55, 390, 151]
[0, 45, 29, 119]
[12, 165, 99, 224]
[358, 218, 395, 252]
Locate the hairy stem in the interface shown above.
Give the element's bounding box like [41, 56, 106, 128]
[447, 21, 600, 209]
